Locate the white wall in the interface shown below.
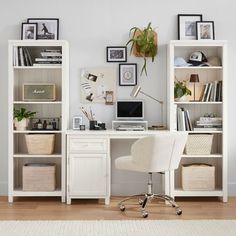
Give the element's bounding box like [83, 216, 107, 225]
[0, 0, 236, 195]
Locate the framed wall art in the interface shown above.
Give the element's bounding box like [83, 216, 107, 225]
[27, 18, 59, 40]
[178, 14, 202, 40]
[196, 21, 215, 40]
[106, 46, 127, 62]
[21, 23, 37, 40]
[119, 63, 137, 86]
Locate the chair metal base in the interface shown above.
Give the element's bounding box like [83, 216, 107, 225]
[118, 173, 182, 218]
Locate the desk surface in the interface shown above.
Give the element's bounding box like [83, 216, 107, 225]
[66, 129, 169, 138]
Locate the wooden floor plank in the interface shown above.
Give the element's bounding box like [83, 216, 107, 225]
[1, 197, 236, 220]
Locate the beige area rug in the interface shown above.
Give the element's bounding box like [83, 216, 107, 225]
[0, 220, 236, 236]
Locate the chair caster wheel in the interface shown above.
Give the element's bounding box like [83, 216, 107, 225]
[142, 211, 148, 218]
[172, 204, 176, 208]
[119, 204, 125, 212]
[176, 208, 182, 215]
[138, 199, 143, 205]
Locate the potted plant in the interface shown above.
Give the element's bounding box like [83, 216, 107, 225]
[126, 22, 157, 76]
[14, 108, 36, 131]
[174, 80, 191, 101]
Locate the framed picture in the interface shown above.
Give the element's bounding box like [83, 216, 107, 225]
[21, 23, 37, 40]
[178, 14, 202, 40]
[106, 46, 127, 62]
[72, 116, 83, 130]
[119, 63, 137, 86]
[105, 91, 114, 105]
[196, 21, 215, 40]
[27, 18, 59, 40]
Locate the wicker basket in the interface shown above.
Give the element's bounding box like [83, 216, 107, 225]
[23, 163, 56, 191]
[25, 134, 55, 154]
[182, 164, 215, 190]
[185, 134, 213, 155]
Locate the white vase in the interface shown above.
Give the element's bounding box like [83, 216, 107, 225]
[175, 95, 190, 102]
[14, 118, 29, 131]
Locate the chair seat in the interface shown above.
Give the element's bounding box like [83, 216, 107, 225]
[115, 155, 146, 172]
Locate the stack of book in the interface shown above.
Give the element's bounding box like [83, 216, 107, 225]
[177, 107, 193, 131]
[33, 49, 62, 66]
[199, 80, 222, 102]
[13, 47, 33, 66]
[194, 117, 222, 131]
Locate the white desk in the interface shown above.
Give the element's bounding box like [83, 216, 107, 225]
[66, 129, 170, 204]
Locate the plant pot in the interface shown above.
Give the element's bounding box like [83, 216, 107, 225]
[133, 31, 158, 57]
[175, 95, 190, 102]
[14, 118, 29, 131]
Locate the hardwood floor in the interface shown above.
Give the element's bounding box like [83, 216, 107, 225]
[1, 196, 236, 220]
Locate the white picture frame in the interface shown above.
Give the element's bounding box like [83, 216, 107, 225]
[72, 116, 83, 130]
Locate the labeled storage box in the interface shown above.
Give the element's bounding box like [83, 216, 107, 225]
[25, 134, 55, 154]
[185, 134, 213, 155]
[182, 164, 215, 190]
[23, 163, 56, 191]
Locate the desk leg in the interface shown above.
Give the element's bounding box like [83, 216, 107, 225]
[105, 197, 110, 205]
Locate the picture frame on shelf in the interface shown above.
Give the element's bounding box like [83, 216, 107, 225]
[119, 63, 137, 86]
[196, 21, 215, 40]
[178, 14, 202, 40]
[72, 116, 83, 130]
[106, 46, 127, 62]
[27, 18, 59, 40]
[21, 23, 37, 40]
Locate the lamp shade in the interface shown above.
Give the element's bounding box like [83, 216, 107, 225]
[189, 74, 199, 83]
[130, 85, 141, 98]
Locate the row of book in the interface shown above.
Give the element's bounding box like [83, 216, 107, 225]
[13, 47, 33, 66]
[13, 47, 62, 67]
[199, 80, 222, 102]
[34, 49, 62, 66]
[194, 116, 222, 131]
[177, 107, 193, 131]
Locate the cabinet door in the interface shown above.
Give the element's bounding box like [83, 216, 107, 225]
[69, 154, 107, 196]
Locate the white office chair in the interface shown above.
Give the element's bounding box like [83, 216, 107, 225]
[115, 132, 188, 218]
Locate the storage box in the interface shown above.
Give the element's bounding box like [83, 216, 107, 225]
[182, 164, 215, 190]
[23, 163, 56, 191]
[185, 134, 213, 155]
[25, 134, 55, 154]
[22, 83, 56, 101]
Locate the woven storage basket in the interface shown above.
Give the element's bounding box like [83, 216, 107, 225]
[23, 163, 56, 191]
[185, 134, 213, 155]
[25, 134, 55, 154]
[182, 164, 215, 190]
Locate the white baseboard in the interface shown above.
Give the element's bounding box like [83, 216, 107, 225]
[0, 181, 7, 196]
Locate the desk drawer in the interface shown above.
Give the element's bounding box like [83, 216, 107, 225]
[69, 137, 107, 153]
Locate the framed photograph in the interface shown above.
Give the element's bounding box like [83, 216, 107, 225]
[106, 46, 127, 62]
[21, 23, 37, 40]
[105, 91, 114, 105]
[178, 14, 202, 40]
[72, 116, 83, 130]
[119, 63, 137, 86]
[27, 18, 59, 40]
[196, 21, 215, 40]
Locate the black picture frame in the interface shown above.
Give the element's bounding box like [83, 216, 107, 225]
[21, 23, 37, 40]
[178, 14, 203, 40]
[106, 46, 127, 62]
[196, 21, 215, 40]
[119, 63, 137, 86]
[27, 18, 59, 40]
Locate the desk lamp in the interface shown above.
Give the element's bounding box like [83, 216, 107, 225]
[130, 85, 164, 129]
[189, 74, 199, 101]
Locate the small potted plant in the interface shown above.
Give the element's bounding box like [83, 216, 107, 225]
[174, 80, 191, 101]
[126, 22, 157, 76]
[14, 108, 36, 131]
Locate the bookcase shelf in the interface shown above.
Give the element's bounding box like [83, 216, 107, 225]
[168, 40, 227, 202]
[8, 40, 69, 203]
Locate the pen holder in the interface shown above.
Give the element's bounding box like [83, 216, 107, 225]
[89, 120, 97, 130]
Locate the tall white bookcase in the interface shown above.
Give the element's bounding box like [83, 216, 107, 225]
[168, 40, 227, 202]
[8, 40, 69, 202]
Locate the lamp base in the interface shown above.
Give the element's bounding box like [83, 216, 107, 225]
[148, 125, 166, 130]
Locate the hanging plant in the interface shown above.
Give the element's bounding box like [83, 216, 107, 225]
[126, 22, 158, 76]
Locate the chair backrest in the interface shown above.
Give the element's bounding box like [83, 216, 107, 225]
[131, 132, 188, 173]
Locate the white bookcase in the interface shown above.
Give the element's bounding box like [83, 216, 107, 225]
[8, 40, 69, 202]
[167, 40, 227, 202]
